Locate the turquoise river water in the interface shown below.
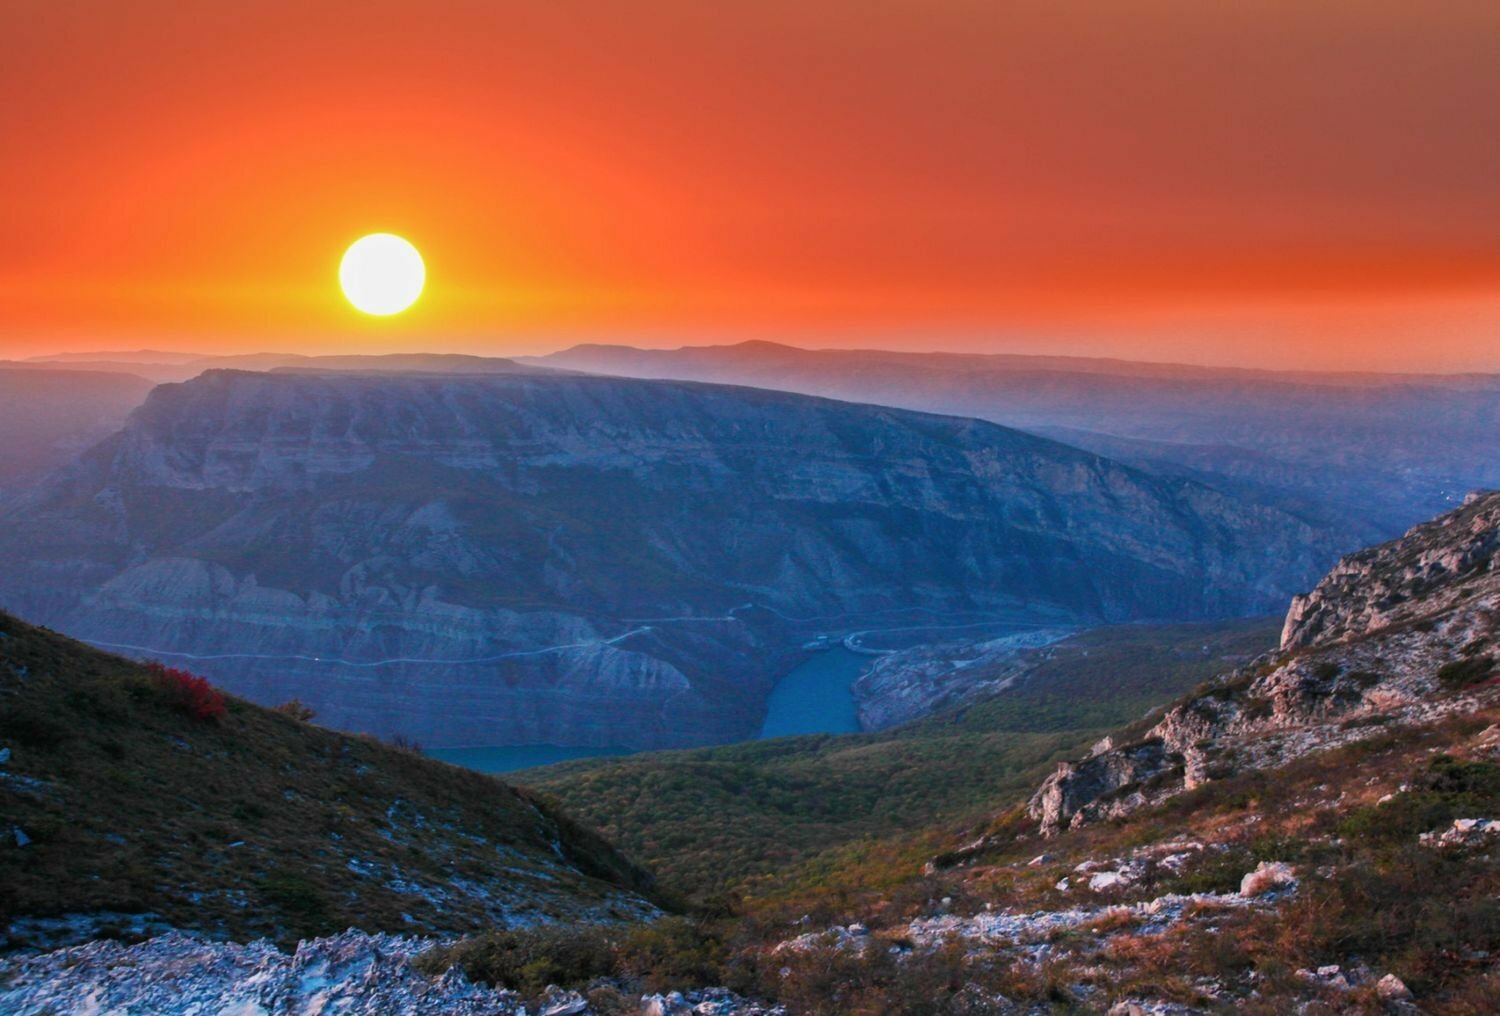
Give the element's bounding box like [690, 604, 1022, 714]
[429, 646, 867, 774]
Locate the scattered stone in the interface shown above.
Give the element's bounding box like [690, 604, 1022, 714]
[774, 925, 872, 955]
[1239, 861, 1296, 897]
[1376, 973, 1412, 1000]
[1027, 852, 1053, 866]
[1088, 870, 1132, 892]
[540, 992, 589, 1015]
[906, 888, 1267, 950]
[0, 932, 781, 1015]
[1420, 817, 1500, 849]
[640, 991, 691, 1015]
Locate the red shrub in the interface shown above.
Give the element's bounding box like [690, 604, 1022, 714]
[145, 662, 226, 721]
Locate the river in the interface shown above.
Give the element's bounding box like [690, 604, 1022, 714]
[428, 647, 868, 774]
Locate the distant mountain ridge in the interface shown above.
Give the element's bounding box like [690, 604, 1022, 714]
[0, 368, 156, 495]
[0, 369, 1332, 750]
[529, 340, 1500, 541]
[15, 351, 557, 384]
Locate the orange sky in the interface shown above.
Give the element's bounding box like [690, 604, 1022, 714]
[3, 1, 1500, 370]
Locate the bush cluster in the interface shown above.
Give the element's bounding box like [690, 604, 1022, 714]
[1437, 655, 1495, 689]
[415, 917, 735, 998]
[145, 662, 226, 721]
[272, 697, 317, 722]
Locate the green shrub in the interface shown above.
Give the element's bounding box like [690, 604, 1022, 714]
[1338, 756, 1500, 846]
[258, 874, 337, 939]
[1438, 656, 1495, 689]
[617, 917, 731, 993]
[273, 698, 317, 722]
[1241, 696, 1274, 721]
[1312, 661, 1341, 681]
[415, 926, 615, 994]
[0, 706, 71, 749]
[1162, 847, 1256, 895]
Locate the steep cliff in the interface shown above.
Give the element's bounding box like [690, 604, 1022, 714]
[1028, 490, 1500, 836]
[0, 370, 1333, 749]
[532, 340, 1500, 542]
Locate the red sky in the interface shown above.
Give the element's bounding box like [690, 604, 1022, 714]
[3, 1, 1499, 370]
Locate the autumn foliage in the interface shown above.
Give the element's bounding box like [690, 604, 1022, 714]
[146, 662, 226, 721]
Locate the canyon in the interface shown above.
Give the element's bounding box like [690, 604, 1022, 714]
[0, 368, 1332, 749]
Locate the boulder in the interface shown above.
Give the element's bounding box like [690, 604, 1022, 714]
[1240, 861, 1296, 897]
[1376, 973, 1412, 1001]
[641, 992, 692, 1016]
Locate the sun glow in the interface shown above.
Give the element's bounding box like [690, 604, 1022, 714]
[339, 234, 425, 316]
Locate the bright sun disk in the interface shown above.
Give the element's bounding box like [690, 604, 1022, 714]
[340, 233, 424, 315]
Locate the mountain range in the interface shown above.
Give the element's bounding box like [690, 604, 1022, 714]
[0, 355, 551, 490]
[529, 340, 1500, 543]
[0, 367, 1331, 750]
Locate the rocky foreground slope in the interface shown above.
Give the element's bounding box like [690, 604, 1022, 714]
[1027, 489, 1499, 836]
[0, 369, 1330, 750]
[739, 491, 1500, 1010]
[0, 931, 784, 1016]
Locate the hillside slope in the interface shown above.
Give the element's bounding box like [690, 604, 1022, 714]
[0, 369, 1330, 750]
[0, 611, 657, 952]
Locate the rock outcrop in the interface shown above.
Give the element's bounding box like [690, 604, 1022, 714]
[0, 369, 1332, 750]
[1029, 491, 1500, 835]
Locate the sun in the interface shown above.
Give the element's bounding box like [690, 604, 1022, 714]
[339, 233, 425, 316]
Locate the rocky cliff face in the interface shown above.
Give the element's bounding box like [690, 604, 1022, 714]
[1028, 490, 1500, 836]
[531, 341, 1500, 543]
[0, 370, 1333, 749]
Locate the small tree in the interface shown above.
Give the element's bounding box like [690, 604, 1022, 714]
[386, 732, 425, 754]
[273, 698, 317, 722]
